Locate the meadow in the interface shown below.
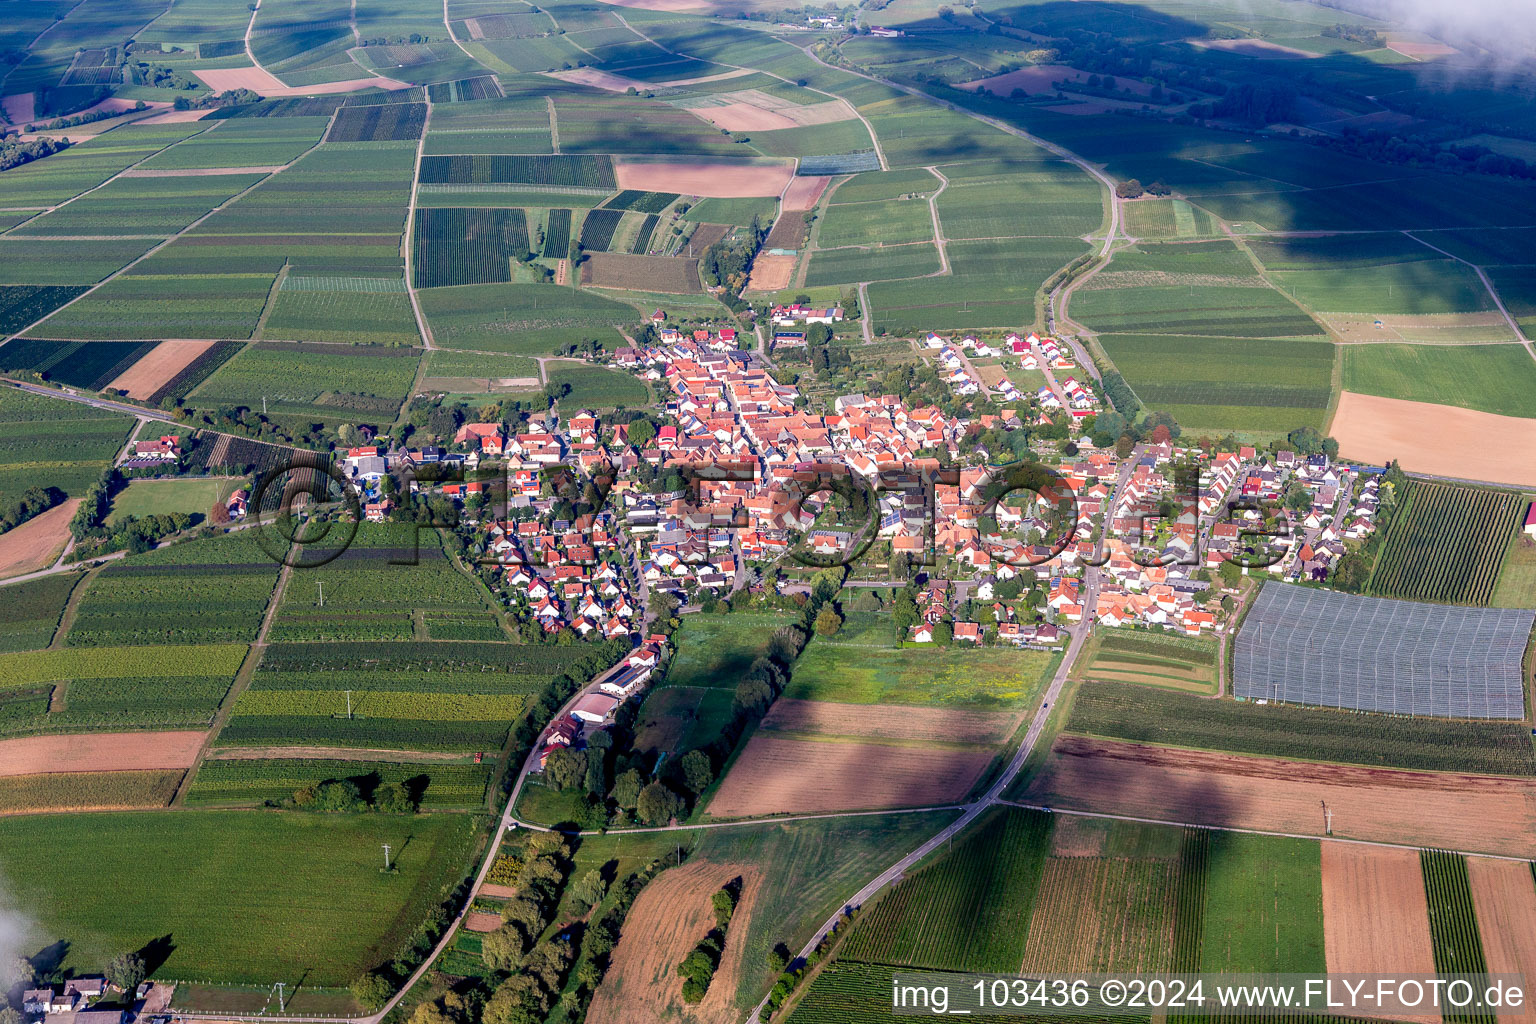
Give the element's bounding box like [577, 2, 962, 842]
[867, 238, 1088, 332]
[1063, 681, 1536, 777]
[815, 199, 933, 249]
[0, 811, 481, 986]
[783, 641, 1054, 709]
[544, 364, 650, 408]
[1340, 344, 1536, 419]
[659, 613, 802, 690]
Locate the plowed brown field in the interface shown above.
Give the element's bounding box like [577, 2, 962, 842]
[1468, 857, 1536, 1024]
[614, 159, 793, 198]
[1322, 843, 1439, 1023]
[706, 735, 988, 817]
[0, 730, 206, 776]
[1025, 736, 1536, 857]
[759, 698, 1021, 744]
[107, 339, 216, 399]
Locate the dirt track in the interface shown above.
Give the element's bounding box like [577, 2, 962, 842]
[1330, 391, 1536, 487]
[0, 730, 207, 777]
[588, 861, 758, 1024]
[0, 499, 79, 578]
[1026, 736, 1536, 857]
[107, 339, 216, 399]
[706, 735, 988, 818]
[1322, 843, 1440, 1024]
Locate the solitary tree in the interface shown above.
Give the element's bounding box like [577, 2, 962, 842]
[637, 781, 684, 825]
[679, 749, 714, 795]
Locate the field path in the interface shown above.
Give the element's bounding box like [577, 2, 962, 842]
[923, 165, 951, 275]
[547, 95, 560, 153]
[204, 745, 476, 763]
[1405, 230, 1535, 360]
[403, 100, 437, 352]
[47, 567, 97, 648]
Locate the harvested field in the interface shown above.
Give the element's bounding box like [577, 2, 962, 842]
[1322, 843, 1439, 1023]
[1324, 311, 1514, 344]
[1468, 857, 1536, 1024]
[0, 499, 78, 579]
[687, 223, 730, 251]
[1389, 38, 1460, 59]
[688, 101, 797, 132]
[0, 730, 207, 777]
[544, 68, 642, 93]
[744, 253, 795, 293]
[1025, 736, 1536, 857]
[614, 158, 793, 198]
[192, 68, 410, 97]
[781, 175, 830, 211]
[1190, 37, 1317, 58]
[581, 252, 700, 293]
[106, 339, 217, 399]
[706, 735, 989, 817]
[758, 698, 1021, 745]
[463, 912, 501, 932]
[588, 861, 760, 1024]
[2, 92, 37, 125]
[1330, 391, 1536, 488]
[479, 883, 517, 898]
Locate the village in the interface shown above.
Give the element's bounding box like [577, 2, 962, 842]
[289, 310, 1395, 778]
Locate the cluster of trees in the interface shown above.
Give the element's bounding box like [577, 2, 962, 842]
[0, 485, 64, 535]
[171, 88, 261, 112]
[571, 854, 672, 1013]
[1285, 425, 1340, 460]
[1195, 80, 1298, 126]
[126, 63, 199, 89]
[677, 881, 740, 1003]
[1321, 23, 1385, 46]
[0, 134, 71, 172]
[1310, 127, 1536, 182]
[697, 217, 768, 308]
[284, 774, 420, 814]
[1113, 178, 1172, 199]
[482, 834, 572, 971]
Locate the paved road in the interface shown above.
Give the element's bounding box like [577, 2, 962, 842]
[3, 379, 177, 423]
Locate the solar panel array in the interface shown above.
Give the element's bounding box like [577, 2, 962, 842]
[1234, 582, 1534, 719]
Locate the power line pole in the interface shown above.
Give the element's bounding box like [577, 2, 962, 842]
[274, 983, 286, 1013]
[318, 581, 323, 607]
[1321, 800, 1333, 836]
[382, 843, 392, 870]
[345, 689, 353, 719]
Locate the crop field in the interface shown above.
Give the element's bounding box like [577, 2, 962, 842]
[0, 389, 135, 501]
[137, 118, 331, 169]
[1491, 528, 1536, 610]
[838, 808, 1052, 971]
[867, 238, 1089, 332]
[1098, 333, 1335, 434]
[1064, 681, 1536, 777]
[0, 810, 478, 985]
[418, 154, 615, 187]
[0, 238, 162, 287]
[544, 363, 649, 407]
[34, 274, 278, 341]
[1340, 343, 1536, 419]
[1322, 843, 1439, 1007]
[0, 643, 246, 734]
[0, 770, 184, 813]
[190, 341, 419, 422]
[784, 641, 1054, 709]
[603, 190, 678, 213]
[222, 638, 580, 752]
[68, 532, 283, 646]
[264, 280, 420, 346]
[1200, 833, 1324, 972]
[577, 208, 624, 251]
[542, 208, 572, 258]
[414, 207, 532, 288]
[1367, 480, 1523, 606]
[13, 173, 267, 238]
[805, 244, 940, 286]
[580, 253, 703, 294]
[1082, 630, 1218, 692]
[0, 574, 77, 654]
[0, 123, 206, 208]
[417, 283, 630, 354]
[1420, 850, 1491, 993]
[0, 286, 92, 334]
[0, 338, 157, 390]
[1073, 284, 1323, 338]
[815, 198, 933, 248]
[1123, 198, 1219, 238]
[933, 161, 1102, 239]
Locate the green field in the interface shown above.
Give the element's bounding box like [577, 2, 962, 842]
[659, 613, 802, 690]
[0, 574, 79, 654]
[784, 641, 1055, 708]
[0, 388, 135, 502]
[1062, 681, 1536, 777]
[816, 198, 933, 248]
[185, 757, 493, 809]
[1491, 526, 1536, 609]
[545, 363, 651, 408]
[1340, 343, 1536, 418]
[1366, 479, 1523, 606]
[0, 811, 480, 985]
[1199, 833, 1325, 972]
[417, 283, 631, 355]
[190, 341, 420, 422]
[105, 478, 238, 526]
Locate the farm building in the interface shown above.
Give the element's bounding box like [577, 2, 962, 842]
[570, 692, 619, 724]
[1234, 582, 1534, 719]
